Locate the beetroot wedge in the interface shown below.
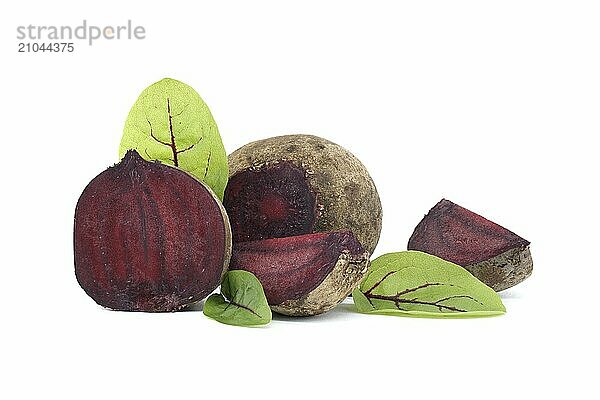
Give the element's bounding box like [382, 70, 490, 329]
[74, 150, 231, 312]
[408, 199, 532, 291]
[230, 231, 370, 316]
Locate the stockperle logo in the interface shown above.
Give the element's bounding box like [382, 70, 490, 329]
[16, 20, 146, 52]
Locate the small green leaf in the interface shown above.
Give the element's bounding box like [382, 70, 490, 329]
[203, 270, 272, 327]
[352, 251, 506, 318]
[119, 78, 229, 199]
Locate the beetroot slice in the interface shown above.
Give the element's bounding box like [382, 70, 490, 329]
[230, 231, 367, 309]
[223, 161, 317, 243]
[74, 150, 231, 312]
[408, 199, 532, 291]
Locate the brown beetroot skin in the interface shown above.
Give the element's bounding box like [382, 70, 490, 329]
[230, 231, 370, 316]
[408, 199, 533, 291]
[74, 150, 231, 312]
[225, 135, 382, 254]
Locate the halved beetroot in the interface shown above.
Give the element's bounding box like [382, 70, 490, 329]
[74, 150, 231, 311]
[230, 231, 370, 316]
[408, 199, 532, 291]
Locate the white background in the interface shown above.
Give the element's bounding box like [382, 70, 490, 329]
[2, 1, 598, 399]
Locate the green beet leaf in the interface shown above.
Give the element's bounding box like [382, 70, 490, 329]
[119, 78, 228, 199]
[203, 270, 272, 327]
[352, 251, 506, 318]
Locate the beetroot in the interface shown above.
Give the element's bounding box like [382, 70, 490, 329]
[408, 199, 532, 291]
[225, 161, 317, 242]
[74, 150, 231, 311]
[225, 135, 382, 254]
[230, 231, 370, 316]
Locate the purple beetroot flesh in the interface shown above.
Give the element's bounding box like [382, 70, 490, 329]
[74, 150, 231, 312]
[224, 161, 317, 243]
[408, 199, 532, 291]
[230, 230, 370, 316]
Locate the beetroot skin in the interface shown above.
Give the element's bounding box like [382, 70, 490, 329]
[230, 231, 370, 316]
[74, 150, 231, 312]
[408, 199, 532, 291]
